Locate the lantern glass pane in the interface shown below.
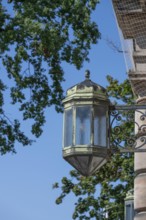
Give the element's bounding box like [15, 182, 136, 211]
[94, 106, 107, 147]
[64, 108, 73, 147]
[76, 106, 91, 145]
[125, 201, 134, 220]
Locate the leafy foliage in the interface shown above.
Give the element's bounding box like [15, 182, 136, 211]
[0, 0, 100, 154]
[106, 75, 135, 105]
[54, 77, 134, 220]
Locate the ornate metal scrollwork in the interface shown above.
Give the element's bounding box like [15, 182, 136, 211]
[109, 105, 146, 152]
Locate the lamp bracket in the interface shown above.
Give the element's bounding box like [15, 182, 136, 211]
[109, 105, 146, 152]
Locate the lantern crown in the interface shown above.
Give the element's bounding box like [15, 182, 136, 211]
[64, 70, 108, 104]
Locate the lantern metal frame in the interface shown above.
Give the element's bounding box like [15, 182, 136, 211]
[62, 71, 112, 176]
[109, 104, 146, 153]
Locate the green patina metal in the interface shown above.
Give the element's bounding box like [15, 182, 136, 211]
[62, 71, 110, 176]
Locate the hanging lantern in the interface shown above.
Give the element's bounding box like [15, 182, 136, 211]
[62, 70, 111, 176]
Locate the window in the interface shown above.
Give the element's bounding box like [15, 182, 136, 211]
[64, 109, 73, 147]
[76, 106, 91, 145]
[94, 106, 107, 147]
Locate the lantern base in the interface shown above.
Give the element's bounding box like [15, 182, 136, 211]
[63, 146, 111, 176]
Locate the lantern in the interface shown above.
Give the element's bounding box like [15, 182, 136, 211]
[62, 71, 111, 176]
[125, 190, 134, 220]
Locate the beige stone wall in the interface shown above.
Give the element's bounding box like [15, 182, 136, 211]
[134, 98, 146, 219]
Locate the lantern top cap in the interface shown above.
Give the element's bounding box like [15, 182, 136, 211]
[67, 70, 107, 94]
[85, 70, 90, 80]
[62, 70, 110, 104]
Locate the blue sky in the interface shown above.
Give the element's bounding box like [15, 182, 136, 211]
[0, 0, 127, 220]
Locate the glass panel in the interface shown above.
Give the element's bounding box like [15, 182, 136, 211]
[64, 109, 73, 147]
[94, 106, 107, 147]
[125, 202, 134, 220]
[76, 106, 91, 145]
[125, 204, 131, 220]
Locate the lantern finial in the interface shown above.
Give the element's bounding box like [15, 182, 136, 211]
[85, 70, 90, 80]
